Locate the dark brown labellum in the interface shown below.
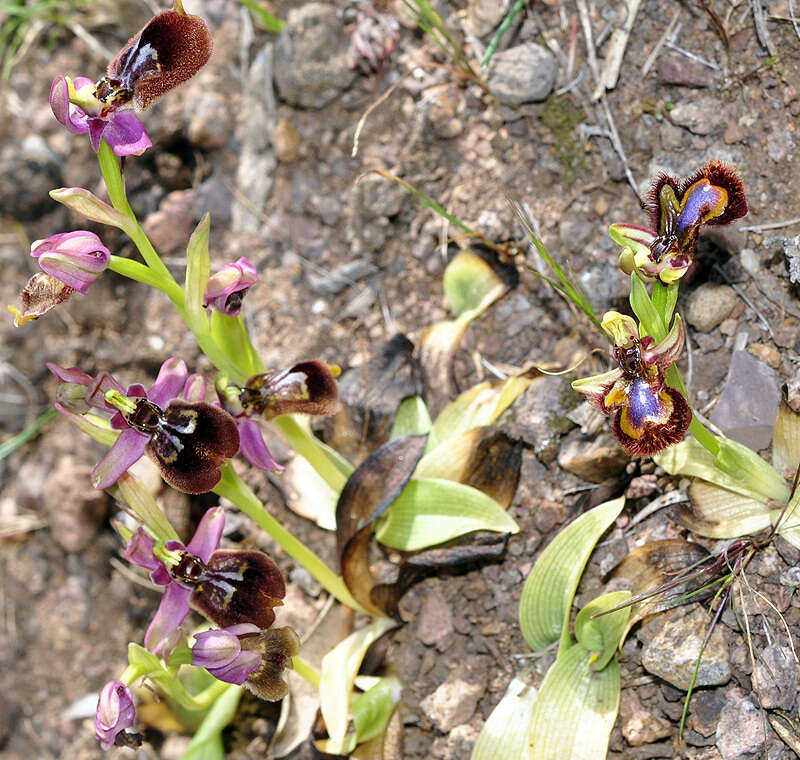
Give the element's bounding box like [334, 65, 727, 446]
[146, 400, 239, 494]
[242, 626, 301, 702]
[105, 4, 213, 111]
[190, 549, 286, 630]
[240, 361, 340, 419]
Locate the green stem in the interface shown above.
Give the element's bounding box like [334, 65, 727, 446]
[214, 465, 363, 612]
[292, 656, 321, 689]
[98, 141, 175, 286]
[108, 255, 186, 310]
[271, 415, 349, 492]
[190, 678, 236, 709]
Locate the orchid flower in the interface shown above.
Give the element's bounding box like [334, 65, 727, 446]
[94, 680, 136, 750]
[203, 257, 258, 317]
[611, 160, 747, 283]
[572, 311, 690, 457]
[192, 624, 301, 701]
[125, 508, 288, 656]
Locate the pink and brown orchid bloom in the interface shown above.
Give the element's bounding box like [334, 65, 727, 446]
[572, 312, 691, 457]
[611, 160, 747, 283]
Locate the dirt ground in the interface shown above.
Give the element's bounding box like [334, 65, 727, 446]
[2, 0, 800, 758]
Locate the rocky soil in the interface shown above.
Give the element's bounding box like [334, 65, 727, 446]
[2, 0, 800, 758]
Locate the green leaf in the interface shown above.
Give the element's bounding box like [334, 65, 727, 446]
[374, 478, 519, 551]
[209, 311, 260, 377]
[180, 685, 242, 760]
[319, 618, 398, 750]
[427, 375, 532, 451]
[629, 272, 666, 341]
[127, 642, 163, 673]
[238, 0, 284, 33]
[528, 643, 620, 760]
[651, 280, 678, 325]
[470, 670, 538, 760]
[390, 396, 433, 439]
[351, 674, 403, 744]
[443, 249, 506, 318]
[655, 437, 790, 504]
[519, 496, 625, 653]
[185, 213, 211, 332]
[573, 591, 632, 670]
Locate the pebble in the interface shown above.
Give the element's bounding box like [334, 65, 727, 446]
[273, 3, 357, 109]
[747, 343, 781, 369]
[274, 118, 301, 163]
[43, 457, 109, 553]
[709, 349, 780, 451]
[715, 693, 766, 759]
[782, 234, 800, 284]
[689, 689, 727, 737]
[557, 432, 629, 482]
[684, 283, 738, 332]
[669, 97, 730, 136]
[466, 0, 511, 36]
[487, 43, 558, 106]
[639, 606, 731, 689]
[620, 690, 673, 747]
[417, 586, 455, 646]
[193, 174, 234, 223]
[657, 53, 715, 88]
[753, 645, 797, 710]
[420, 656, 487, 731]
[185, 89, 231, 150]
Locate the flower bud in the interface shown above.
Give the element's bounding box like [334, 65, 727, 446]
[50, 187, 131, 230]
[94, 680, 135, 750]
[203, 257, 258, 317]
[192, 624, 262, 683]
[31, 231, 110, 294]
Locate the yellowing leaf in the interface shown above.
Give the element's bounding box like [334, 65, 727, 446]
[772, 403, 800, 482]
[519, 497, 625, 653]
[319, 618, 397, 750]
[374, 478, 519, 551]
[683, 481, 772, 538]
[443, 249, 507, 318]
[528, 643, 620, 760]
[470, 671, 538, 760]
[428, 375, 533, 451]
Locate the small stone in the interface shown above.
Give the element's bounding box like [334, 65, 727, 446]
[620, 691, 673, 747]
[748, 343, 781, 369]
[487, 43, 558, 106]
[420, 656, 487, 731]
[669, 97, 730, 136]
[753, 645, 797, 710]
[718, 318, 737, 337]
[767, 129, 795, 162]
[738, 248, 760, 276]
[689, 689, 727, 737]
[504, 376, 580, 463]
[684, 283, 738, 332]
[193, 174, 234, 222]
[709, 350, 780, 451]
[639, 606, 731, 690]
[557, 432, 629, 483]
[723, 121, 747, 145]
[431, 723, 482, 759]
[274, 119, 301, 163]
[44, 457, 109, 552]
[423, 85, 464, 139]
[466, 0, 511, 36]
[274, 3, 357, 109]
[782, 235, 800, 284]
[716, 694, 766, 759]
[657, 53, 715, 88]
[143, 189, 197, 255]
[417, 586, 454, 646]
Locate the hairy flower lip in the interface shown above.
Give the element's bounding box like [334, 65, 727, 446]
[572, 314, 689, 457]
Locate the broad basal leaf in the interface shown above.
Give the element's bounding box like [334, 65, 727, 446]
[374, 478, 519, 551]
[519, 497, 625, 653]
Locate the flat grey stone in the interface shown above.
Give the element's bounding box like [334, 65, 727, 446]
[709, 349, 780, 451]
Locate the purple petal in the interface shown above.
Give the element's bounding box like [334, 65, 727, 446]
[206, 649, 261, 684]
[47, 362, 93, 387]
[92, 429, 149, 489]
[148, 358, 189, 407]
[192, 627, 241, 668]
[50, 76, 89, 135]
[125, 528, 160, 571]
[144, 583, 192, 656]
[185, 506, 225, 563]
[625, 378, 668, 431]
[103, 111, 152, 157]
[183, 374, 207, 402]
[87, 118, 106, 153]
[239, 418, 284, 472]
